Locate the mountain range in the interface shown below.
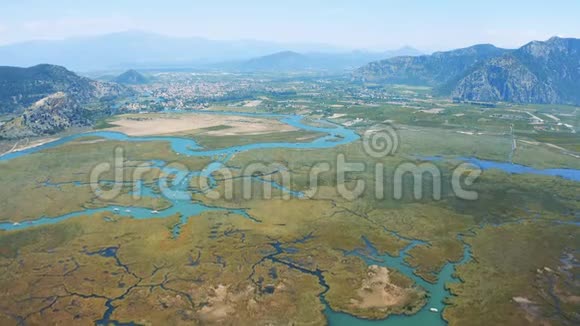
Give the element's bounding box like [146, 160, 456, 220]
[354, 37, 580, 105]
[1, 36, 579, 140]
[353, 44, 509, 87]
[0, 64, 130, 139]
[452, 37, 580, 104]
[113, 69, 150, 85]
[0, 31, 421, 71]
[217, 47, 423, 72]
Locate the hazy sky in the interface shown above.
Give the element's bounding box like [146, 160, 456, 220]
[1, 0, 579, 51]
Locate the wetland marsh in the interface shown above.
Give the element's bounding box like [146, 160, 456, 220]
[0, 111, 578, 325]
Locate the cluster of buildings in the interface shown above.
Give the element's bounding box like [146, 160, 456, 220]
[119, 74, 263, 111]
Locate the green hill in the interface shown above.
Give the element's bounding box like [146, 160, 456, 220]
[113, 69, 149, 85]
[0, 64, 130, 139]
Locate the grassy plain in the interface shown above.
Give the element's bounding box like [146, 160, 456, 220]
[0, 139, 210, 222]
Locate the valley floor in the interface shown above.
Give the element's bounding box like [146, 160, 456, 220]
[0, 111, 578, 326]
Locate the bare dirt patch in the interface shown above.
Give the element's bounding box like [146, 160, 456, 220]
[108, 113, 296, 137]
[197, 284, 255, 323]
[350, 265, 419, 310]
[243, 100, 263, 107]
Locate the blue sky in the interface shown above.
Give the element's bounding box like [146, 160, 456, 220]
[1, 0, 579, 51]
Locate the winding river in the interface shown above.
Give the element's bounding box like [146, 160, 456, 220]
[1, 111, 579, 325]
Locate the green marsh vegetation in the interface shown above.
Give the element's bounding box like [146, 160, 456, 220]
[0, 115, 578, 325]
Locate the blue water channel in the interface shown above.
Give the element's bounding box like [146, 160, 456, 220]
[418, 155, 580, 182]
[0, 113, 358, 235]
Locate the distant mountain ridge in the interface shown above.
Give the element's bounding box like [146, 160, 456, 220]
[0, 31, 418, 71]
[0, 31, 423, 71]
[239, 51, 311, 71]
[355, 37, 580, 105]
[452, 37, 580, 104]
[220, 47, 423, 72]
[113, 69, 149, 85]
[353, 44, 510, 86]
[0, 64, 130, 139]
[0, 31, 331, 70]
